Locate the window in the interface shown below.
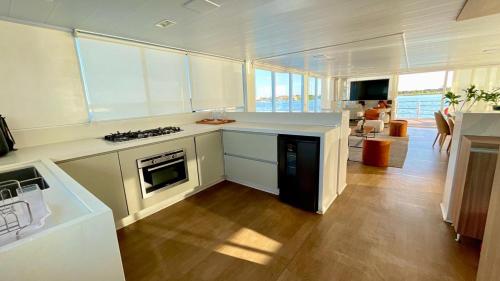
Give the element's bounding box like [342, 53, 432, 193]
[275, 72, 290, 112]
[316, 78, 322, 112]
[255, 68, 304, 112]
[77, 34, 244, 121]
[255, 69, 273, 112]
[189, 55, 244, 111]
[308, 77, 322, 112]
[144, 48, 192, 115]
[308, 77, 316, 112]
[396, 71, 447, 119]
[78, 38, 152, 121]
[291, 74, 303, 112]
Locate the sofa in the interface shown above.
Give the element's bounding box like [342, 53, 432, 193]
[344, 103, 364, 120]
[365, 108, 390, 124]
[357, 119, 384, 133]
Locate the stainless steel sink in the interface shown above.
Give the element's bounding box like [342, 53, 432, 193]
[0, 167, 50, 199]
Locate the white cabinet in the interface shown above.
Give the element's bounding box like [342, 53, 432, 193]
[58, 152, 129, 222]
[224, 155, 277, 194]
[195, 131, 224, 187]
[222, 130, 278, 194]
[223, 131, 277, 162]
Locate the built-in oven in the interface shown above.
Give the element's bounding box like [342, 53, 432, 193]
[137, 149, 188, 199]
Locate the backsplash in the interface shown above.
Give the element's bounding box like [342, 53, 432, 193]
[11, 112, 211, 148]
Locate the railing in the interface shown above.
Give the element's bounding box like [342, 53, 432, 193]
[396, 100, 442, 120]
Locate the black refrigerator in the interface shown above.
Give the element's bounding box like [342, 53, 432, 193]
[278, 134, 320, 212]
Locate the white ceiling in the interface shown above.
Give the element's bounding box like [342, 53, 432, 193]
[1, 0, 500, 76]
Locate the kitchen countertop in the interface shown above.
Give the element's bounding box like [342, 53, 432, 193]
[0, 159, 108, 250]
[0, 122, 338, 166]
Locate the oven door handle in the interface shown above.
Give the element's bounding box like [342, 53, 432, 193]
[146, 159, 185, 172]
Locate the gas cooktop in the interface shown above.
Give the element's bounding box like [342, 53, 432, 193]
[104, 126, 182, 142]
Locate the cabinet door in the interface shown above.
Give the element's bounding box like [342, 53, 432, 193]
[224, 155, 278, 194]
[456, 150, 497, 239]
[223, 131, 277, 162]
[58, 153, 129, 221]
[195, 132, 224, 186]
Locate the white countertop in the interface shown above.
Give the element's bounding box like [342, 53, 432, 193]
[222, 122, 336, 136]
[0, 160, 108, 251]
[0, 122, 338, 166]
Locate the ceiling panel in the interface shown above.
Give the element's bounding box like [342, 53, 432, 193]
[1, 0, 500, 76]
[257, 33, 407, 77]
[46, 0, 101, 27]
[0, 0, 10, 16]
[8, 0, 56, 22]
[457, 0, 500, 21]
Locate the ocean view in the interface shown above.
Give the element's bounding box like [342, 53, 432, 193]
[396, 94, 442, 119]
[256, 94, 442, 119]
[256, 96, 322, 112]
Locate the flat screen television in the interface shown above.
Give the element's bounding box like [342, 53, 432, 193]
[349, 79, 389, 101]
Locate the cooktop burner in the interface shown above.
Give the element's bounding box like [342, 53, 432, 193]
[104, 126, 182, 142]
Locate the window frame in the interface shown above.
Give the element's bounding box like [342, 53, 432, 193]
[395, 70, 451, 119]
[255, 68, 304, 113]
[307, 76, 322, 112]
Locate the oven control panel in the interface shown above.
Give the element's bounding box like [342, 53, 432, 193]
[137, 149, 185, 169]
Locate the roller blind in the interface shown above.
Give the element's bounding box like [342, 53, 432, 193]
[77, 36, 191, 121]
[189, 55, 244, 110]
[0, 21, 88, 129]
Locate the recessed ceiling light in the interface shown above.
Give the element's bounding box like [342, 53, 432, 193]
[155, 19, 176, 28]
[183, 0, 221, 13]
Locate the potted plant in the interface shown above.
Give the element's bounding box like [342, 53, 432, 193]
[443, 90, 462, 113]
[484, 88, 500, 111]
[459, 85, 483, 112]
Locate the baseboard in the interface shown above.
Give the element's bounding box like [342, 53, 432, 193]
[337, 183, 347, 195]
[440, 202, 452, 223]
[225, 177, 279, 195]
[318, 193, 338, 214]
[115, 178, 225, 229]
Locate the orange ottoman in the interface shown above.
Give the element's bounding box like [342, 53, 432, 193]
[362, 139, 392, 167]
[389, 120, 408, 137]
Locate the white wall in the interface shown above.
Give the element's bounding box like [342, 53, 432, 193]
[12, 112, 211, 148]
[224, 112, 345, 126]
[0, 20, 89, 130]
[244, 61, 255, 112]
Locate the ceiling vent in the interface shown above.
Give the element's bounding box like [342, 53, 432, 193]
[155, 19, 176, 28]
[312, 54, 329, 59]
[312, 54, 335, 61]
[183, 0, 221, 13]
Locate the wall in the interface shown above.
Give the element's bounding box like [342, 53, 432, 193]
[225, 112, 345, 126]
[12, 112, 211, 148]
[450, 66, 500, 113]
[0, 20, 89, 130]
[244, 61, 255, 112]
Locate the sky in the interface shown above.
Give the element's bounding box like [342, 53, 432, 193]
[255, 69, 304, 99]
[398, 71, 452, 91]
